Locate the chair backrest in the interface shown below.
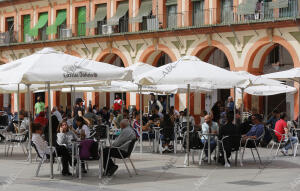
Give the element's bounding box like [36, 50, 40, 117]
[270, 128, 279, 142]
[94, 125, 107, 140]
[31, 141, 42, 159]
[0, 115, 8, 126]
[271, 129, 284, 143]
[126, 139, 137, 158]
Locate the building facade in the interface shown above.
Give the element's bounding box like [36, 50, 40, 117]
[0, 0, 299, 122]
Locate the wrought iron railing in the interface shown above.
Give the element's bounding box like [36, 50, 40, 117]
[0, 2, 299, 45]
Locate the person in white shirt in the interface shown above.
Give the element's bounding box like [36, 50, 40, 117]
[52, 106, 63, 122]
[148, 93, 163, 113]
[201, 115, 218, 161]
[75, 117, 90, 139]
[32, 123, 72, 176]
[19, 112, 30, 132]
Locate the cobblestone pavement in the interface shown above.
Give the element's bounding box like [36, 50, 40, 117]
[0, 144, 300, 191]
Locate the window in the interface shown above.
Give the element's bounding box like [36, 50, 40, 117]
[107, 1, 129, 33]
[192, 0, 205, 26]
[28, 12, 48, 41]
[130, 0, 152, 30]
[47, 9, 67, 39]
[6, 17, 14, 32]
[166, 0, 177, 28]
[279, 0, 297, 18]
[57, 10, 67, 39]
[119, 11, 129, 32]
[221, 0, 233, 23]
[38, 12, 49, 41]
[5, 17, 15, 43]
[95, 4, 107, 35]
[23, 15, 31, 42]
[77, 6, 86, 36]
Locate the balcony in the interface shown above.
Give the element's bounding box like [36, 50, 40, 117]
[0, 3, 299, 47]
[0, 31, 17, 44]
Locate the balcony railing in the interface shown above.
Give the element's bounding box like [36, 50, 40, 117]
[0, 31, 17, 44]
[0, 4, 299, 46]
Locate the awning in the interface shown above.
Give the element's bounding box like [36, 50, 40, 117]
[130, 0, 152, 23]
[87, 4, 107, 28]
[166, 0, 177, 6]
[107, 1, 128, 26]
[28, 12, 48, 37]
[46, 10, 66, 35]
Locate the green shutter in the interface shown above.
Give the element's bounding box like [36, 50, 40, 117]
[47, 9, 67, 35]
[28, 12, 48, 37]
[77, 6, 86, 36]
[23, 15, 31, 42]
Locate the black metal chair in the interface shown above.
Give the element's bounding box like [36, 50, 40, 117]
[105, 139, 137, 177]
[240, 129, 265, 167]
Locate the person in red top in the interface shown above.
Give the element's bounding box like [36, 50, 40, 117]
[113, 94, 122, 112]
[34, 111, 48, 128]
[274, 113, 287, 142]
[274, 112, 298, 155]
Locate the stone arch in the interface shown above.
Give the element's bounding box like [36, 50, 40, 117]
[191, 40, 235, 70]
[245, 36, 300, 73]
[95, 48, 129, 67]
[138, 44, 177, 66]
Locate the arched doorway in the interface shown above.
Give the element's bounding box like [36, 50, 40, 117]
[245, 36, 299, 120]
[262, 44, 294, 119]
[139, 46, 177, 113]
[97, 49, 129, 110]
[194, 46, 232, 113]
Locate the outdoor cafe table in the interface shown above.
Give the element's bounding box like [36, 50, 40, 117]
[199, 132, 219, 164]
[71, 139, 106, 179]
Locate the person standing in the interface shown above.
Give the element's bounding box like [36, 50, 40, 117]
[227, 96, 235, 112]
[34, 96, 45, 117]
[113, 94, 123, 112]
[148, 93, 163, 114]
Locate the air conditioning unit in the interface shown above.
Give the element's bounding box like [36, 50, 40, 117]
[147, 18, 159, 31]
[25, 34, 34, 42]
[102, 25, 113, 35]
[60, 29, 72, 38]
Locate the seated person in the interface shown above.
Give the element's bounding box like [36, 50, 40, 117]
[57, 120, 78, 150]
[84, 106, 98, 125]
[113, 109, 129, 129]
[160, 114, 174, 152]
[201, 115, 218, 161]
[102, 119, 136, 176]
[99, 107, 110, 124]
[19, 111, 30, 133]
[274, 112, 298, 156]
[218, 111, 241, 165]
[132, 111, 152, 139]
[32, 123, 72, 176]
[241, 114, 264, 147]
[181, 109, 195, 132]
[34, 111, 48, 128]
[75, 117, 90, 140]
